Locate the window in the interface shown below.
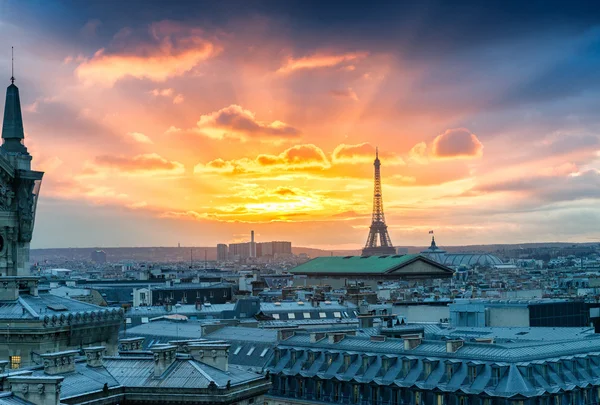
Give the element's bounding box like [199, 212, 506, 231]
[343, 311, 349, 318]
[303, 312, 311, 319]
[424, 362, 432, 378]
[233, 346, 242, 355]
[223, 290, 227, 297]
[319, 312, 326, 318]
[468, 365, 477, 383]
[9, 355, 20, 369]
[272, 314, 280, 320]
[352, 384, 360, 403]
[316, 380, 322, 400]
[125, 318, 132, 324]
[402, 359, 411, 376]
[491, 367, 501, 385]
[247, 347, 255, 356]
[288, 313, 296, 319]
[141, 317, 149, 324]
[210, 291, 214, 298]
[260, 348, 269, 357]
[334, 312, 342, 318]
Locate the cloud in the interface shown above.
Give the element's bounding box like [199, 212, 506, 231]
[194, 144, 330, 174]
[467, 169, 600, 206]
[431, 128, 483, 159]
[277, 51, 368, 74]
[195, 105, 300, 140]
[91, 153, 185, 176]
[127, 132, 153, 144]
[408, 142, 428, 164]
[75, 21, 218, 86]
[330, 87, 359, 101]
[332, 143, 404, 165]
[149, 88, 184, 104]
[81, 19, 102, 37]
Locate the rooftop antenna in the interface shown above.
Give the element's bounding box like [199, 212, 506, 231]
[10, 46, 15, 84]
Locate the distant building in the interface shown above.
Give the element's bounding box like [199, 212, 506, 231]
[216, 243, 228, 261]
[450, 298, 589, 327]
[91, 249, 107, 264]
[133, 282, 233, 306]
[290, 254, 454, 288]
[420, 236, 504, 268]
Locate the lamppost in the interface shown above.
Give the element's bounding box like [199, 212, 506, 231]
[175, 303, 182, 340]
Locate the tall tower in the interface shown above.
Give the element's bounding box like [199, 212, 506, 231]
[0, 59, 44, 276]
[362, 148, 395, 256]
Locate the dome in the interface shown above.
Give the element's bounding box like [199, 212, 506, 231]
[441, 253, 503, 267]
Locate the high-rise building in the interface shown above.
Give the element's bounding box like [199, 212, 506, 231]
[228, 242, 252, 260]
[216, 243, 228, 262]
[91, 249, 107, 264]
[250, 230, 256, 258]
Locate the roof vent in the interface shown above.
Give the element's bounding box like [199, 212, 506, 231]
[47, 304, 68, 312]
[403, 337, 422, 350]
[378, 255, 389, 258]
[310, 332, 327, 343]
[391, 255, 403, 258]
[475, 337, 494, 344]
[274, 302, 281, 306]
[360, 256, 371, 259]
[370, 335, 386, 342]
[328, 333, 345, 344]
[343, 256, 353, 259]
[297, 301, 304, 305]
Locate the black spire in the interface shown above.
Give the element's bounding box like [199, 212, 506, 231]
[2, 47, 28, 154]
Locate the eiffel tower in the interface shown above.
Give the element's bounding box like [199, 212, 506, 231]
[362, 148, 396, 256]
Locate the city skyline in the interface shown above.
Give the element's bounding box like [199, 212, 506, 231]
[1, 1, 600, 249]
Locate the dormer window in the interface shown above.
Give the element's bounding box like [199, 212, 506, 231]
[291, 351, 296, 363]
[446, 363, 456, 380]
[554, 362, 563, 376]
[326, 353, 333, 366]
[344, 354, 351, 368]
[423, 361, 434, 379]
[491, 367, 501, 385]
[402, 359, 411, 376]
[362, 356, 369, 372]
[382, 358, 390, 372]
[468, 365, 477, 383]
[308, 352, 315, 363]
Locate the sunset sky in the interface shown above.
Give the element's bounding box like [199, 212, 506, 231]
[1, 1, 600, 249]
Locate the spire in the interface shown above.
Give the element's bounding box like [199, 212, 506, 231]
[10, 47, 14, 85]
[2, 47, 27, 154]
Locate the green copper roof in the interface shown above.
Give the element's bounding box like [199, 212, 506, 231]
[290, 254, 429, 275]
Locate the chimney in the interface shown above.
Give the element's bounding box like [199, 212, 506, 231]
[188, 342, 230, 371]
[7, 376, 63, 405]
[309, 332, 327, 343]
[83, 346, 106, 368]
[118, 337, 145, 352]
[150, 345, 177, 378]
[195, 300, 202, 311]
[403, 337, 422, 350]
[370, 335, 386, 343]
[165, 300, 172, 312]
[446, 339, 464, 353]
[41, 350, 78, 375]
[475, 337, 494, 344]
[328, 333, 345, 344]
[168, 339, 207, 353]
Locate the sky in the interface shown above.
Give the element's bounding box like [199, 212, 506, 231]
[1, 0, 600, 249]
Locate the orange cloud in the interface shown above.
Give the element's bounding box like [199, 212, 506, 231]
[408, 142, 428, 164]
[195, 105, 300, 140]
[330, 87, 359, 101]
[277, 51, 368, 74]
[332, 143, 404, 165]
[127, 132, 153, 144]
[149, 88, 184, 104]
[431, 128, 483, 159]
[194, 144, 330, 174]
[91, 153, 185, 175]
[75, 22, 218, 86]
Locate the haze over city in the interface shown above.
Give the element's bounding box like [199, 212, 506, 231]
[1, 1, 599, 249]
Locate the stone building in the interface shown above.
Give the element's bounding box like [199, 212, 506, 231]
[0, 77, 123, 368]
[0, 337, 271, 405]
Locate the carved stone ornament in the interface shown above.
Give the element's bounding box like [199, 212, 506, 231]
[36, 383, 44, 394]
[0, 183, 14, 211]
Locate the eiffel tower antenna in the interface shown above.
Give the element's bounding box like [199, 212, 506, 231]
[362, 147, 395, 256]
[10, 47, 15, 84]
